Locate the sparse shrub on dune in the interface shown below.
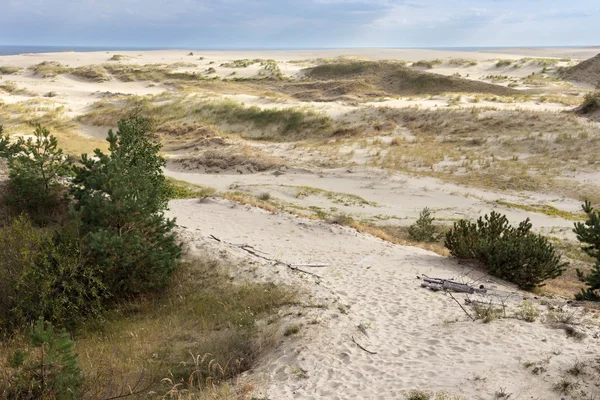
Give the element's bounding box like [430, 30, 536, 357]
[445, 211, 567, 290]
[108, 54, 126, 61]
[447, 58, 478, 67]
[0, 66, 22, 75]
[573, 201, 600, 300]
[496, 59, 514, 68]
[71, 65, 111, 82]
[576, 91, 600, 120]
[29, 61, 70, 78]
[411, 59, 443, 69]
[408, 207, 441, 243]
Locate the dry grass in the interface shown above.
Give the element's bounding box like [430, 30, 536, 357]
[170, 146, 285, 174]
[0, 81, 36, 96]
[355, 107, 600, 195]
[0, 100, 107, 155]
[166, 177, 216, 199]
[0, 66, 22, 75]
[71, 65, 111, 82]
[304, 60, 517, 97]
[78, 95, 334, 141]
[494, 201, 586, 221]
[0, 257, 296, 398]
[29, 61, 71, 78]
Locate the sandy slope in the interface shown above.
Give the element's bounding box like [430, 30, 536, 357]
[168, 198, 599, 399]
[165, 167, 578, 238]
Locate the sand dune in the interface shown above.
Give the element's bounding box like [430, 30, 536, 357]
[168, 198, 599, 399]
[1, 47, 599, 398]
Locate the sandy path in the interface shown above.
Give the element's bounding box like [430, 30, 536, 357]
[167, 198, 598, 399]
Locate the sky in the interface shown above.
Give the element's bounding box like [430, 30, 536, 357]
[1, 0, 599, 48]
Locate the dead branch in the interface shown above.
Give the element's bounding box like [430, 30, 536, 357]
[351, 336, 377, 355]
[448, 292, 475, 321]
[209, 235, 323, 278]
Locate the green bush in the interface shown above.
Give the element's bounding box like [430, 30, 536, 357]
[72, 115, 182, 299]
[408, 207, 440, 242]
[13, 221, 107, 330]
[574, 201, 600, 300]
[0, 125, 72, 223]
[2, 318, 82, 399]
[445, 212, 567, 290]
[0, 215, 106, 332]
[0, 214, 46, 332]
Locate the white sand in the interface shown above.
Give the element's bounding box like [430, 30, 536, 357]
[168, 198, 599, 399]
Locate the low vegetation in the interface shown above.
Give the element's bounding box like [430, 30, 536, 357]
[305, 60, 517, 97]
[445, 211, 567, 290]
[0, 66, 22, 75]
[78, 95, 334, 140]
[573, 201, 600, 300]
[408, 207, 441, 242]
[0, 116, 295, 397]
[411, 59, 443, 69]
[576, 91, 600, 120]
[560, 53, 600, 88]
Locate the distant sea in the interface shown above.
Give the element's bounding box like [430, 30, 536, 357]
[0, 44, 596, 57]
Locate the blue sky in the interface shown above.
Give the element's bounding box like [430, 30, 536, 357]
[2, 0, 599, 48]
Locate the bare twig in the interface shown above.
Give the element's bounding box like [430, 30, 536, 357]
[209, 235, 322, 278]
[448, 292, 475, 321]
[351, 336, 377, 355]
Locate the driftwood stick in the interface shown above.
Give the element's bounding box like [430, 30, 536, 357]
[290, 263, 329, 268]
[351, 336, 377, 355]
[448, 292, 475, 322]
[210, 235, 322, 278]
[423, 277, 486, 294]
[421, 282, 443, 291]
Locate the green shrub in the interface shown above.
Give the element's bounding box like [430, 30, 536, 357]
[574, 201, 600, 300]
[2, 318, 82, 399]
[514, 301, 540, 322]
[0, 126, 72, 223]
[72, 115, 182, 299]
[445, 212, 567, 290]
[13, 222, 107, 330]
[0, 214, 46, 332]
[579, 92, 600, 114]
[408, 207, 440, 242]
[0, 215, 106, 332]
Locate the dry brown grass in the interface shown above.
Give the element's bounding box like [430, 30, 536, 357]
[170, 146, 285, 174]
[0, 81, 36, 96]
[0, 100, 107, 155]
[78, 95, 334, 141]
[302, 106, 600, 197]
[0, 257, 296, 398]
[0, 66, 22, 75]
[304, 60, 518, 97]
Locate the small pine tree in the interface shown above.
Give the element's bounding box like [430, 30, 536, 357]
[574, 201, 600, 300]
[6, 318, 82, 399]
[0, 125, 72, 222]
[408, 207, 439, 242]
[445, 212, 567, 290]
[72, 115, 181, 298]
